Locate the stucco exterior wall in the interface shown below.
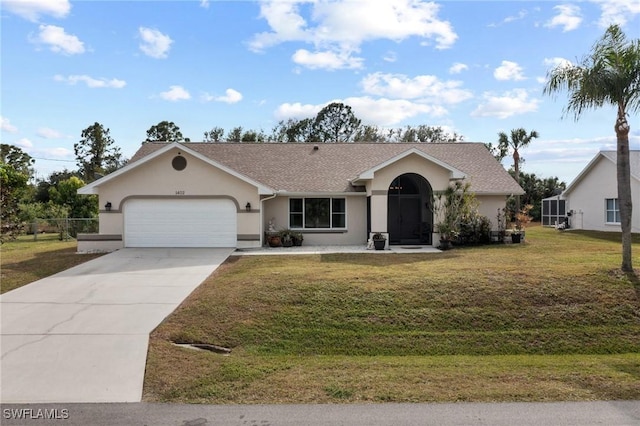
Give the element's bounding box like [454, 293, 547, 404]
[476, 195, 509, 229]
[94, 148, 262, 244]
[566, 157, 640, 232]
[263, 195, 368, 245]
[369, 153, 452, 236]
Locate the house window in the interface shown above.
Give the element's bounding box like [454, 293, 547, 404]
[606, 198, 620, 223]
[289, 198, 346, 229]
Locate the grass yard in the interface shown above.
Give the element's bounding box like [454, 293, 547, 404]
[144, 226, 640, 403]
[0, 234, 105, 294]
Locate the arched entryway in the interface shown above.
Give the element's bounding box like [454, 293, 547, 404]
[387, 173, 433, 245]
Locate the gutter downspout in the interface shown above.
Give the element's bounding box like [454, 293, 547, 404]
[259, 192, 278, 246]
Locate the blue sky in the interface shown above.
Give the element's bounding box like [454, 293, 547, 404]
[1, 0, 639, 184]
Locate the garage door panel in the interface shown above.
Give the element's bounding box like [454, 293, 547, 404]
[124, 199, 236, 247]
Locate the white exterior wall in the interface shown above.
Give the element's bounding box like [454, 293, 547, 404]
[91, 148, 262, 249]
[476, 195, 509, 229]
[369, 154, 451, 244]
[263, 195, 368, 245]
[565, 157, 640, 232]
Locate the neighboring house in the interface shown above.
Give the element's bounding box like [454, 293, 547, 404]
[542, 150, 640, 232]
[77, 142, 523, 252]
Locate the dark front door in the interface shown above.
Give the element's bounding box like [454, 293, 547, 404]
[387, 173, 432, 245]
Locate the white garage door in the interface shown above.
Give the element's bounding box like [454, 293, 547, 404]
[124, 199, 236, 247]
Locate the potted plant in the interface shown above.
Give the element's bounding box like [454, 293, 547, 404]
[267, 234, 282, 247]
[291, 231, 304, 246]
[435, 222, 456, 250]
[372, 232, 386, 250]
[280, 229, 294, 247]
[511, 204, 533, 244]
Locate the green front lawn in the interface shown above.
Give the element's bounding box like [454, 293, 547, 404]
[144, 226, 640, 403]
[0, 234, 105, 294]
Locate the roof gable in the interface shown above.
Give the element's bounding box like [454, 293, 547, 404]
[352, 147, 466, 182]
[78, 142, 274, 195]
[563, 151, 640, 196]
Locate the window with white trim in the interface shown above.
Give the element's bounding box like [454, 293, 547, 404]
[605, 198, 620, 224]
[289, 198, 346, 229]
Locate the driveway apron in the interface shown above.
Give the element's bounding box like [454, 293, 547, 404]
[0, 248, 232, 403]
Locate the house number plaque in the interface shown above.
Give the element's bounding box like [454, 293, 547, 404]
[175, 190, 185, 195]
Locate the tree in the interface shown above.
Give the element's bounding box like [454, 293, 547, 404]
[226, 126, 243, 142]
[354, 125, 386, 142]
[34, 170, 77, 203]
[75, 123, 123, 182]
[0, 163, 29, 242]
[1, 144, 35, 177]
[311, 102, 362, 142]
[507, 172, 566, 221]
[497, 128, 539, 211]
[203, 127, 225, 142]
[145, 121, 190, 143]
[398, 125, 464, 143]
[270, 118, 315, 143]
[48, 176, 98, 218]
[543, 24, 640, 272]
[484, 142, 508, 162]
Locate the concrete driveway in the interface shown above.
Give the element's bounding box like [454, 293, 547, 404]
[0, 248, 233, 403]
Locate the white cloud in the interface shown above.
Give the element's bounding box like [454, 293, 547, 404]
[545, 4, 582, 32]
[31, 24, 84, 55]
[494, 60, 526, 81]
[360, 72, 473, 104]
[1, 116, 18, 133]
[591, 0, 640, 27]
[37, 127, 63, 139]
[471, 89, 540, 119]
[202, 88, 243, 104]
[200, 0, 210, 8]
[343, 96, 447, 125]
[3, 0, 71, 22]
[138, 27, 173, 59]
[53, 74, 126, 88]
[274, 97, 447, 127]
[15, 138, 33, 149]
[383, 51, 397, 63]
[449, 62, 468, 74]
[292, 48, 363, 70]
[37, 147, 73, 158]
[159, 85, 191, 101]
[503, 9, 528, 24]
[250, 0, 457, 69]
[543, 57, 573, 69]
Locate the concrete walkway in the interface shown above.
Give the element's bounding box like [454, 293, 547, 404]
[233, 244, 441, 256]
[0, 248, 233, 403]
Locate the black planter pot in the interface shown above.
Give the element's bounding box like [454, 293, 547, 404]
[511, 233, 522, 244]
[439, 239, 452, 250]
[373, 239, 386, 250]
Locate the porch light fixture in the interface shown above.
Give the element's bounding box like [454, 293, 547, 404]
[105, 202, 112, 211]
[245, 202, 251, 212]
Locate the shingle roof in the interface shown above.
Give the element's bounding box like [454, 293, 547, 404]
[129, 142, 524, 195]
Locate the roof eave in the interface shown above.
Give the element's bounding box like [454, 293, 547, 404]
[77, 142, 276, 196]
[354, 147, 467, 181]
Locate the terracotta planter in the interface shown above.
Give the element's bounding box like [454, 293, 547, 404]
[268, 235, 282, 247]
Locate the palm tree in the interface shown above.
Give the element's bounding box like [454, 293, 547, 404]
[543, 24, 640, 272]
[498, 128, 539, 212]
